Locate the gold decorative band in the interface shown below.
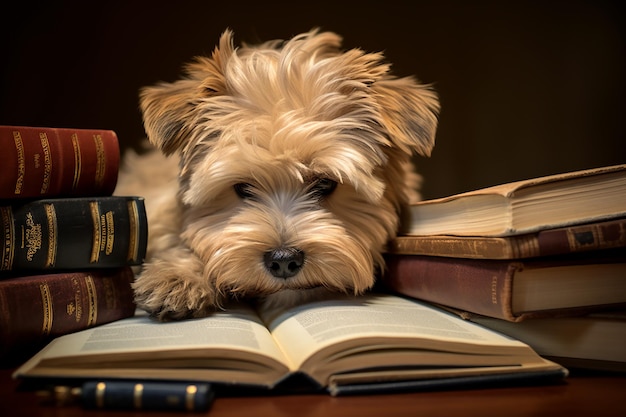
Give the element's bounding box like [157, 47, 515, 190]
[1, 207, 15, 270]
[134, 383, 144, 409]
[127, 200, 139, 262]
[90, 201, 101, 263]
[95, 382, 106, 408]
[93, 134, 106, 188]
[71, 133, 82, 190]
[186, 385, 198, 411]
[39, 133, 52, 194]
[44, 203, 57, 268]
[12, 130, 25, 195]
[39, 283, 53, 336]
[84, 275, 98, 326]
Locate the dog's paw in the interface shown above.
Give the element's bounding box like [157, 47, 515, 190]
[132, 252, 220, 321]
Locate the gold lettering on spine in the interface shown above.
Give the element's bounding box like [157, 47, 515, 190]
[127, 200, 139, 261]
[84, 275, 98, 326]
[491, 276, 498, 305]
[93, 134, 106, 188]
[90, 202, 101, 263]
[1, 207, 15, 270]
[105, 211, 115, 255]
[71, 133, 82, 190]
[25, 212, 42, 261]
[39, 133, 52, 194]
[12, 130, 25, 195]
[39, 283, 53, 336]
[44, 204, 57, 267]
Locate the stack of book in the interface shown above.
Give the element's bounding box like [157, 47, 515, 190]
[383, 164, 626, 372]
[0, 125, 148, 361]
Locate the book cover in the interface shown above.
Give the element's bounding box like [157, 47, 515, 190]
[0, 196, 148, 271]
[403, 164, 626, 237]
[382, 251, 626, 322]
[388, 218, 626, 259]
[0, 126, 120, 199]
[0, 267, 136, 357]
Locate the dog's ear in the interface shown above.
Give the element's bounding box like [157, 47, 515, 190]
[139, 30, 235, 155]
[371, 77, 439, 157]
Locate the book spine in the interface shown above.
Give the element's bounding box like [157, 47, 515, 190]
[0, 267, 136, 356]
[388, 236, 517, 259]
[389, 218, 626, 259]
[532, 220, 626, 258]
[383, 255, 520, 321]
[0, 126, 120, 199]
[1, 197, 148, 271]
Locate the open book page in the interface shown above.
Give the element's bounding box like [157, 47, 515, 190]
[16, 304, 291, 386]
[258, 293, 550, 385]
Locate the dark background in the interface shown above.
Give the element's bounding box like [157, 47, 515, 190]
[1, 0, 624, 199]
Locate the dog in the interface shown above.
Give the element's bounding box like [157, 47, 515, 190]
[117, 28, 439, 320]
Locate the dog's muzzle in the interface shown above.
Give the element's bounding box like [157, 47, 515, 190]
[264, 247, 304, 279]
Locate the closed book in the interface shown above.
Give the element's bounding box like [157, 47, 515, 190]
[389, 218, 626, 259]
[403, 164, 626, 237]
[1, 196, 148, 271]
[0, 267, 136, 357]
[0, 125, 120, 199]
[465, 311, 626, 373]
[383, 251, 626, 322]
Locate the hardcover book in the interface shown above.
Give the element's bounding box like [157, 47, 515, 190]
[13, 293, 567, 396]
[0, 267, 136, 357]
[388, 218, 626, 259]
[463, 310, 626, 373]
[0, 126, 120, 199]
[0, 196, 148, 271]
[383, 250, 626, 322]
[403, 164, 626, 237]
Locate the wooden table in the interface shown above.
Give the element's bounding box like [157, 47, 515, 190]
[1, 365, 625, 417]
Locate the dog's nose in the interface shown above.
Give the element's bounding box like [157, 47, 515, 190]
[264, 248, 304, 279]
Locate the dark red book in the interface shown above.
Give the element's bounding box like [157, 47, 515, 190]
[0, 267, 136, 357]
[383, 250, 626, 322]
[0, 125, 120, 199]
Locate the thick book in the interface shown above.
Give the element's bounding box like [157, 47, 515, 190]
[465, 311, 626, 373]
[0, 196, 148, 271]
[0, 267, 136, 357]
[0, 125, 120, 199]
[382, 251, 626, 322]
[388, 218, 626, 259]
[403, 164, 626, 237]
[12, 293, 567, 395]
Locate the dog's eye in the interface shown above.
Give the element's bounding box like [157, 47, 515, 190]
[310, 178, 337, 198]
[234, 183, 255, 199]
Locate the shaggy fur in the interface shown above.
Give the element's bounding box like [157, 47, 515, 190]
[116, 29, 439, 320]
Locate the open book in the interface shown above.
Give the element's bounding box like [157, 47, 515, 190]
[14, 293, 566, 395]
[403, 164, 626, 237]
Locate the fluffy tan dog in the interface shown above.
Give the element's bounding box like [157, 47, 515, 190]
[118, 29, 439, 320]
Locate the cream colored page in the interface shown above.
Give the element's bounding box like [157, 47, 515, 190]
[260, 294, 528, 369]
[26, 306, 288, 365]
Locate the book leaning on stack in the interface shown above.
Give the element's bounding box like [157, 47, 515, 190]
[0, 125, 148, 361]
[383, 164, 626, 372]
